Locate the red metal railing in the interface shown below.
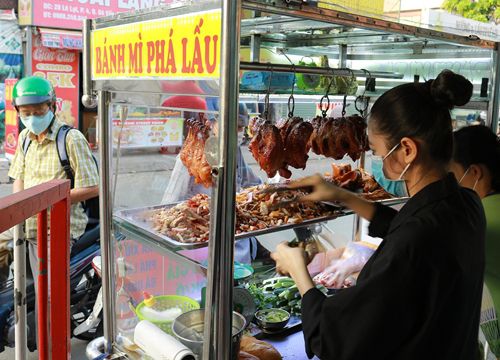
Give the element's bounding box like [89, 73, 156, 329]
[0, 179, 71, 360]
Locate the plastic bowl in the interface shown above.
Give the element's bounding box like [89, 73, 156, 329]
[172, 309, 246, 359]
[135, 295, 200, 335]
[255, 308, 290, 331]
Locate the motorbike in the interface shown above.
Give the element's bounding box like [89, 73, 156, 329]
[0, 224, 102, 352]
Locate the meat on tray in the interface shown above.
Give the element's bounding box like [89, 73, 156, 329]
[179, 117, 213, 188]
[151, 185, 336, 243]
[249, 114, 369, 179]
[327, 163, 392, 201]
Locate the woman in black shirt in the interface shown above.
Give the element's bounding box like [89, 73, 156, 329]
[271, 70, 485, 360]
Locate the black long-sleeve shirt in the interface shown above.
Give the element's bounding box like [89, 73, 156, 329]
[302, 174, 485, 359]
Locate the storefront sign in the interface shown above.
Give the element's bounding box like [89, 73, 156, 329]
[92, 9, 221, 80]
[32, 34, 80, 128]
[112, 117, 183, 148]
[19, 0, 176, 29]
[40, 28, 83, 50]
[3, 78, 19, 158]
[319, 0, 384, 16]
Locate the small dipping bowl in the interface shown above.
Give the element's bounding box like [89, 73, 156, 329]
[255, 308, 290, 332]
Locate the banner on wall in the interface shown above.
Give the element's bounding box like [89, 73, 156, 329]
[3, 78, 19, 158]
[112, 117, 183, 148]
[19, 0, 176, 29]
[32, 34, 80, 128]
[91, 9, 221, 80]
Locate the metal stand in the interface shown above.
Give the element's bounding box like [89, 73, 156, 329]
[98, 90, 117, 353]
[202, 1, 241, 359]
[13, 224, 26, 360]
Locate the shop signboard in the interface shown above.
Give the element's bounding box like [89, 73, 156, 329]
[319, 0, 384, 16]
[3, 78, 18, 158]
[112, 117, 183, 148]
[32, 34, 80, 128]
[91, 9, 221, 80]
[19, 0, 176, 29]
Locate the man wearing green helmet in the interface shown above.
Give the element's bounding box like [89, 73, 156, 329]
[0, 76, 99, 287]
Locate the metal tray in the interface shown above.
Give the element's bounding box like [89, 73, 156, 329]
[114, 203, 344, 249]
[114, 197, 407, 250]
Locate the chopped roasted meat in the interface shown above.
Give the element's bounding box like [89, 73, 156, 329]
[179, 117, 213, 187]
[328, 163, 392, 200]
[248, 118, 287, 178]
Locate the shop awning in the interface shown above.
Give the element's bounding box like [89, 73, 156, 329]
[39, 28, 82, 50]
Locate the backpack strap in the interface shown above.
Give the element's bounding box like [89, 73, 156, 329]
[22, 133, 32, 157]
[55, 125, 75, 189]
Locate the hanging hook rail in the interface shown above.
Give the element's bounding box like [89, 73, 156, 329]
[288, 64, 296, 118]
[277, 49, 297, 119]
[240, 61, 403, 79]
[320, 68, 336, 118]
[355, 68, 372, 117]
[263, 64, 273, 120]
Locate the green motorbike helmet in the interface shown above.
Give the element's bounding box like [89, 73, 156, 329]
[12, 76, 56, 107]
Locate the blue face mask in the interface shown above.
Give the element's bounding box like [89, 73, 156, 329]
[371, 143, 411, 198]
[20, 111, 54, 136]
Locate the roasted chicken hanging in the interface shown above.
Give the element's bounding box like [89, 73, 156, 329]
[309, 114, 369, 161]
[248, 117, 287, 178]
[278, 116, 314, 172]
[249, 113, 369, 178]
[179, 117, 213, 187]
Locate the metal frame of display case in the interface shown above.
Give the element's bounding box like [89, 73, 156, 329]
[82, 1, 500, 359]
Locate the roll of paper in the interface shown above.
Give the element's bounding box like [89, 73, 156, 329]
[134, 320, 195, 360]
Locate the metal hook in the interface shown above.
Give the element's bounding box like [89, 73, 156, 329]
[288, 64, 296, 118]
[320, 68, 336, 118]
[263, 64, 273, 120]
[341, 94, 348, 117]
[355, 68, 371, 117]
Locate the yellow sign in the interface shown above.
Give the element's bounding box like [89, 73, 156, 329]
[91, 9, 221, 80]
[18, 0, 32, 25]
[319, 0, 384, 16]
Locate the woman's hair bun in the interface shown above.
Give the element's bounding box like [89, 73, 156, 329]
[429, 69, 473, 109]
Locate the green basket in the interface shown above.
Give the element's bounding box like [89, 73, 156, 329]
[135, 295, 200, 335]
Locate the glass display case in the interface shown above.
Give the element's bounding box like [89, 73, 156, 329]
[82, 1, 499, 359]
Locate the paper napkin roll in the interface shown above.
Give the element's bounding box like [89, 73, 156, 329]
[134, 320, 195, 360]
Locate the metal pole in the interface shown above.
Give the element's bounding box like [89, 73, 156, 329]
[487, 45, 499, 134]
[13, 223, 26, 360]
[82, 19, 98, 109]
[239, 61, 403, 79]
[352, 152, 366, 242]
[202, 0, 241, 359]
[98, 90, 116, 353]
[339, 44, 348, 68]
[250, 34, 261, 62]
[24, 27, 33, 77]
[37, 210, 48, 360]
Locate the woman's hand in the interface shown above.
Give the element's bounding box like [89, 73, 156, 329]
[290, 174, 377, 222]
[271, 242, 315, 296]
[288, 174, 351, 204]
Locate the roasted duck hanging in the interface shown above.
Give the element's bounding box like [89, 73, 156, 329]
[179, 117, 213, 187]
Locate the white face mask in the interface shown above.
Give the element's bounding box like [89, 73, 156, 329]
[458, 166, 479, 191]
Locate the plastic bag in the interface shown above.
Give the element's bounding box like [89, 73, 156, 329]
[313, 241, 376, 289]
